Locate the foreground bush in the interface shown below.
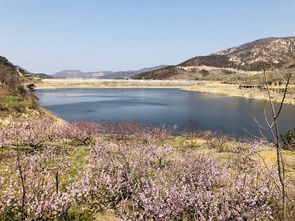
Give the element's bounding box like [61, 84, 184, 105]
[60, 121, 100, 145]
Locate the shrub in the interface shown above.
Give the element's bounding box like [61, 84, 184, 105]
[0, 148, 75, 220]
[0, 120, 61, 149]
[281, 129, 295, 151]
[60, 121, 100, 145]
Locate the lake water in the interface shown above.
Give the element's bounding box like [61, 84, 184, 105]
[35, 88, 295, 138]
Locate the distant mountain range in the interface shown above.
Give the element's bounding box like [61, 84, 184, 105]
[3, 36, 295, 82]
[134, 37, 295, 80]
[52, 65, 167, 79]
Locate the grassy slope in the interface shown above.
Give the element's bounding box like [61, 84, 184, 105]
[0, 86, 32, 111]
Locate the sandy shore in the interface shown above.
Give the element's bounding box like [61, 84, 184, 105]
[35, 79, 295, 104]
[183, 81, 295, 105]
[35, 79, 197, 89]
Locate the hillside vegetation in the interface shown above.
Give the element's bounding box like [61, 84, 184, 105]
[0, 56, 54, 123]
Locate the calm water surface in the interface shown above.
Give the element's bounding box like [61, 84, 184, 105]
[35, 88, 295, 137]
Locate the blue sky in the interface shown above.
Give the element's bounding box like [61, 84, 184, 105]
[0, 0, 294, 74]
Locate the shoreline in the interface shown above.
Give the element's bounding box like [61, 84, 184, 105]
[35, 79, 295, 105]
[183, 82, 295, 105]
[35, 79, 197, 90]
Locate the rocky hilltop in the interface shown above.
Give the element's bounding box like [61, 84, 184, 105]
[134, 37, 295, 80]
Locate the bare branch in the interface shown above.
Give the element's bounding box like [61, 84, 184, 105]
[275, 73, 291, 120]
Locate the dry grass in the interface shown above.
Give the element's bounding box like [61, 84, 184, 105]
[35, 79, 197, 89]
[258, 150, 277, 165]
[94, 212, 116, 221]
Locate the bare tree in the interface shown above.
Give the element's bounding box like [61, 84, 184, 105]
[258, 67, 292, 221]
